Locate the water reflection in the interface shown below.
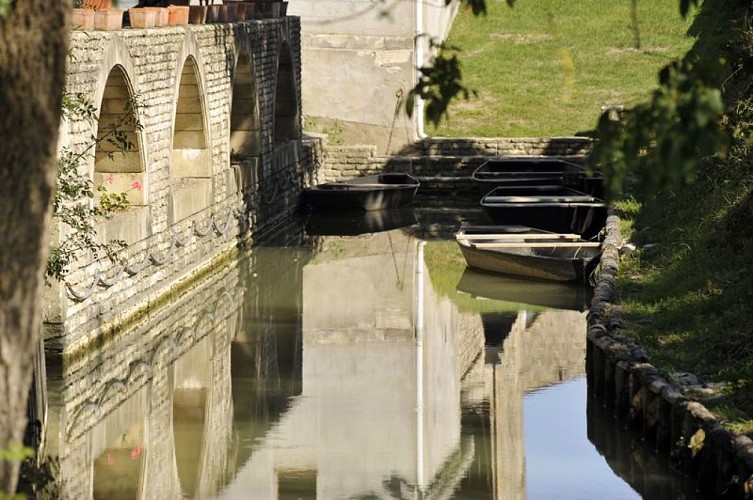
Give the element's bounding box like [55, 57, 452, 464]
[37, 220, 697, 499]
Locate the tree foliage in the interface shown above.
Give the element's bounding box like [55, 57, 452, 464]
[591, 58, 729, 198]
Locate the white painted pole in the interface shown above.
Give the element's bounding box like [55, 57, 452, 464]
[415, 0, 427, 139]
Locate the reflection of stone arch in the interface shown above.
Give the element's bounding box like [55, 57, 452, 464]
[274, 41, 300, 142]
[172, 336, 212, 497]
[170, 33, 213, 224]
[230, 50, 261, 157]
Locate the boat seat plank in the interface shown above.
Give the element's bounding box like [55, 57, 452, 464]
[465, 241, 602, 249]
[456, 233, 582, 241]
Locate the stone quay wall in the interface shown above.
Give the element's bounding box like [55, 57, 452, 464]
[45, 18, 316, 356]
[587, 215, 753, 498]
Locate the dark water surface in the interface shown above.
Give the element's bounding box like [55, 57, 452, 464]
[38, 209, 700, 499]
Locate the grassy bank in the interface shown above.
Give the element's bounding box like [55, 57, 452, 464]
[611, 0, 753, 437]
[430, 0, 695, 137]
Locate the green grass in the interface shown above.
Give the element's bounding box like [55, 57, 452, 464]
[614, 152, 753, 435]
[429, 0, 695, 137]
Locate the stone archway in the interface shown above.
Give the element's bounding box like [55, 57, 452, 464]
[274, 42, 301, 143]
[170, 56, 212, 224]
[230, 51, 261, 158]
[93, 63, 150, 245]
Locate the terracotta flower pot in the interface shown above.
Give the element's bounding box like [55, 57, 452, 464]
[188, 5, 207, 24]
[129, 8, 156, 28]
[71, 8, 95, 30]
[144, 7, 168, 27]
[167, 5, 189, 25]
[94, 8, 124, 30]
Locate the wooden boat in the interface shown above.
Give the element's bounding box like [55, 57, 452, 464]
[472, 157, 604, 198]
[304, 207, 418, 236]
[479, 185, 607, 239]
[456, 267, 593, 311]
[304, 173, 420, 212]
[455, 224, 602, 282]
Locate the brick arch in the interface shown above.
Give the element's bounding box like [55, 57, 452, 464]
[170, 34, 213, 224]
[273, 41, 301, 142]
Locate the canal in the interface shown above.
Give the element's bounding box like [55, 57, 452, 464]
[36, 206, 701, 499]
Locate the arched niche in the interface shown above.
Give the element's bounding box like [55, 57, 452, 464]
[227, 51, 261, 196]
[230, 51, 261, 158]
[273, 42, 301, 142]
[93, 64, 151, 245]
[170, 56, 212, 224]
[94, 65, 146, 205]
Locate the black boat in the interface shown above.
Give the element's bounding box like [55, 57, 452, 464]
[304, 173, 420, 212]
[472, 157, 604, 198]
[479, 185, 607, 239]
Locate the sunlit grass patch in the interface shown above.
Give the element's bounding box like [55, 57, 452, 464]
[430, 0, 695, 137]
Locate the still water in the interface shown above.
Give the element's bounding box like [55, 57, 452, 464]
[38, 208, 700, 499]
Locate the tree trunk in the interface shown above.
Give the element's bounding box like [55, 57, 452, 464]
[0, 0, 70, 493]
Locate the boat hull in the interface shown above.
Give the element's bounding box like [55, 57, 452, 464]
[304, 173, 420, 212]
[480, 185, 607, 239]
[455, 224, 601, 282]
[472, 157, 604, 198]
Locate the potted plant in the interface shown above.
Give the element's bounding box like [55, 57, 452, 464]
[84, 0, 114, 9]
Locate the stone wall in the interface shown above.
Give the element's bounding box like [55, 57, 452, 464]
[312, 137, 592, 205]
[587, 215, 753, 498]
[291, 0, 460, 153]
[45, 19, 314, 356]
[316, 137, 592, 182]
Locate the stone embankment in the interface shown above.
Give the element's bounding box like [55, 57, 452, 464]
[587, 215, 753, 498]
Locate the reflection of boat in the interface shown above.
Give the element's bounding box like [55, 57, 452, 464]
[479, 185, 607, 239]
[455, 224, 601, 282]
[304, 207, 418, 236]
[472, 157, 604, 198]
[304, 173, 420, 212]
[456, 267, 593, 311]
